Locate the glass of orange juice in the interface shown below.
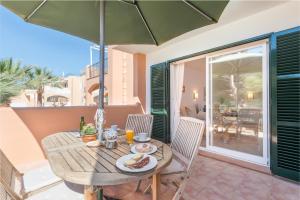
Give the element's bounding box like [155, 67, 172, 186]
[125, 129, 134, 144]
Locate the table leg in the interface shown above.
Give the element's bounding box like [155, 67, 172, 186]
[152, 173, 160, 200]
[84, 185, 97, 200]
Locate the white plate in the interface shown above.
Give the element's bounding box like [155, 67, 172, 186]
[116, 154, 157, 173]
[133, 136, 151, 142]
[131, 144, 157, 154]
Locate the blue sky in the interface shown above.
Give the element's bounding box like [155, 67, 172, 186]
[0, 5, 98, 76]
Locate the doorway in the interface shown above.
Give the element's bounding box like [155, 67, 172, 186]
[170, 40, 269, 166]
[206, 42, 269, 165]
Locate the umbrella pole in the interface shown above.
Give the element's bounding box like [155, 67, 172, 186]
[99, 0, 105, 110]
[96, 0, 105, 142]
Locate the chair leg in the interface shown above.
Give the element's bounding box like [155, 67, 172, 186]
[143, 184, 151, 194]
[172, 180, 180, 188]
[135, 180, 142, 192]
[161, 180, 168, 186]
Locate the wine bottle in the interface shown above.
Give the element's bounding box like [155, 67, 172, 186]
[80, 116, 85, 132]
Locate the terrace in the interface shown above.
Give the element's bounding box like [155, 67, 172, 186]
[1, 1, 300, 200]
[1, 105, 299, 200]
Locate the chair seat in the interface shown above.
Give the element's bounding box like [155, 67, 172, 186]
[161, 158, 186, 175]
[27, 182, 83, 200]
[23, 163, 61, 193]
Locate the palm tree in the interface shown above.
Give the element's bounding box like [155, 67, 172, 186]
[0, 58, 31, 105]
[26, 67, 62, 106]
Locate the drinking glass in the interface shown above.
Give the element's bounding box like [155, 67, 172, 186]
[125, 129, 134, 144]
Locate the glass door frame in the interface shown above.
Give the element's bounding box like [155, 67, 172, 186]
[205, 41, 270, 166]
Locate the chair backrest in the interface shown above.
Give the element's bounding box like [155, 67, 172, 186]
[171, 117, 205, 200]
[125, 114, 154, 136]
[171, 117, 205, 171]
[0, 150, 23, 200]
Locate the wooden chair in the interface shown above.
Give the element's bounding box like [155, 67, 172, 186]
[125, 114, 153, 191]
[0, 150, 62, 199]
[103, 117, 204, 199]
[0, 150, 23, 200]
[125, 114, 154, 136]
[0, 181, 21, 200]
[237, 108, 261, 136]
[143, 117, 205, 199]
[166, 117, 205, 200]
[0, 149, 24, 199]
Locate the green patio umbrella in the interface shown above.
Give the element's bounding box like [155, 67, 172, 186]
[1, 0, 229, 138]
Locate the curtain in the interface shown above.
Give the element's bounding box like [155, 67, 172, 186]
[170, 63, 185, 140]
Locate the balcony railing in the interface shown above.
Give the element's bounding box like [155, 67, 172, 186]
[86, 62, 108, 79]
[87, 66, 100, 79]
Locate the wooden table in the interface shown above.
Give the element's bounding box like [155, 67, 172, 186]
[42, 132, 172, 200]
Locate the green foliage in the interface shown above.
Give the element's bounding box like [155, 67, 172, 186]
[0, 58, 61, 105]
[26, 67, 62, 90]
[0, 58, 31, 104]
[82, 123, 97, 135]
[0, 75, 22, 105]
[26, 66, 63, 106]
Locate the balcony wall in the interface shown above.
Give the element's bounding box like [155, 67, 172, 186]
[0, 104, 143, 172]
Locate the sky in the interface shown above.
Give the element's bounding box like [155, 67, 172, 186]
[0, 5, 98, 76]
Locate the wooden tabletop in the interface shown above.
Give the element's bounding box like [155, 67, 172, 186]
[42, 132, 172, 186]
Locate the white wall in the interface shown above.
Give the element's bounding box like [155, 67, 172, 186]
[145, 1, 300, 113]
[180, 59, 206, 114]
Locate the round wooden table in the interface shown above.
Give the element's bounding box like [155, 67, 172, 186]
[42, 131, 172, 200]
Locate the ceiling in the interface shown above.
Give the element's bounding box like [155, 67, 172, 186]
[114, 0, 288, 54]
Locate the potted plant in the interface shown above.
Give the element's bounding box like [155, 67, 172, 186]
[81, 123, 97, 143]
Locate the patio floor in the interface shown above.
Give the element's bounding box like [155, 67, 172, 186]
[183, 156, 300, 200]
[29, 155, 300, 200]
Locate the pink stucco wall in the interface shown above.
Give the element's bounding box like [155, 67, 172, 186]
[133, 53, 146, 111]
[0, 104, 143, 172]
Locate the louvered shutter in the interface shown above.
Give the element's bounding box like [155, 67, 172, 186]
[270, 27, 300, 182]
[151, 62, 170, 143]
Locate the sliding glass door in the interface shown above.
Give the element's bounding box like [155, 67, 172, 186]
[206, 42, 269, 165]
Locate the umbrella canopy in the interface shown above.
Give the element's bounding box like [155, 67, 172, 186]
[1, 0, 229, 45]
[1, 0, 229, 142]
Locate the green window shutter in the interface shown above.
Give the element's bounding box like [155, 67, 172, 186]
[270, 27, 300, 182]
[151, 62, 170, 143]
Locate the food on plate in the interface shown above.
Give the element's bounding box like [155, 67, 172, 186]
[124, 153, 143, 167]
[124, 154, 150, 169]
[132, 153, 144, 161]
[124, 159, 136, 166]
[135, 143, 153, 153]
[131, 157, 150, 169]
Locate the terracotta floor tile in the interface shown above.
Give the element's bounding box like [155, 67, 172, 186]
[197, 187, 231, 200]
[270, 178, 300, 200]
[181, 156, 299, 200]
[209, 179, 235, 196]
[103, 156, 300, 200]
[232, 190, 271, 200]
